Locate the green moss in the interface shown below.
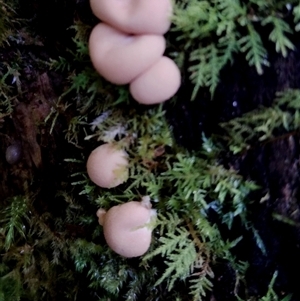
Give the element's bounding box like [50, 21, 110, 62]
[1, 0, 299, 300]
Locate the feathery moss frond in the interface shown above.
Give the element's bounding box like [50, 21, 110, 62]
[189, 43, 231, 99]
[262, 16, 294, 57]
[238, 24, 269, 74]
[189, 276, 214, 301]
[144, 222, 206, 292]
[294, 3, 300, 31]
[259, 271, 292, 301]
[220, 89, 300, 153]
[1, 196, 30, 250]
[172, 0, 299, 96]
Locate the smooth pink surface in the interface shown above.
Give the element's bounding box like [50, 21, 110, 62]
[130, 56, 181, 104]
[90, 0, 172, 35]
[103, 201, 153, 257]
[86, 143, 128, 188]
[89, 23, 166, 84]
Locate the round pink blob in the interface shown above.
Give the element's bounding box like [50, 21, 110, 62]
[89, 23, 166, 85]
[90, 0, 172, 35]
[86, 143, 128, 188]
[130, 56, 181, 105]
[103, 201, 154, 257]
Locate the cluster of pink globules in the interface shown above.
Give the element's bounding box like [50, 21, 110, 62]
[89, 0, 181, 105]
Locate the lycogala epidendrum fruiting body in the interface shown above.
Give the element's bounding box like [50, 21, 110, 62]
[89, 0, 172, 35]
[129, 56, 181, 104]
[96, 196, 156, 257]
[89, 0, 181, 104]
[89, 23, 166, 85]
[86, 143, 129, 189]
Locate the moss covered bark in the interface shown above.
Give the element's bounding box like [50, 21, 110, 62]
[1, 1, 300, 300]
